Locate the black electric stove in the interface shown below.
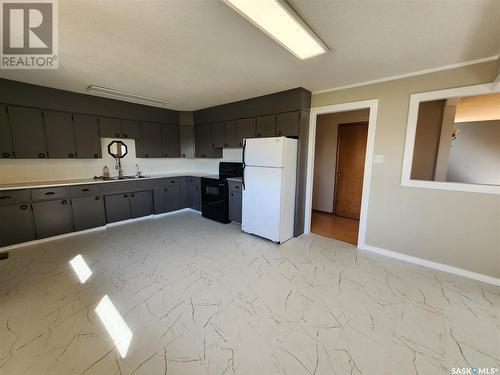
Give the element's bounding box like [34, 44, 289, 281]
[201, 162, 243, 223]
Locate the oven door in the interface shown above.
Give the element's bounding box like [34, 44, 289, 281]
[200, 178, 229, 223]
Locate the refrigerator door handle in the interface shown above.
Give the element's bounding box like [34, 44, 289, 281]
[242, 139, 246, 190]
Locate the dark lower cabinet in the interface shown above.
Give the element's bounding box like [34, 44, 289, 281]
[163, 180, 182, 212]
[32, 199, 74, 239]
[0, 204, 35, 246]
[72, 195, 105, 231]
[104, 193, 130, 223]
[187, 179, 200, 211]
[130, 191, 153, 218]
[73, 114, 101, 159]
[228, 181, 242, 223]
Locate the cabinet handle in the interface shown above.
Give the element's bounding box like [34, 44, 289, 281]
[116, 133, 121, 137]
[68, 153, 74, 158]
[123, 134, 128, 138]
[170, 181, 176, 184]
[95, 196, 100, 200]
[38, 153, 45, 158]
[2, 152, 10, 158]
[61, 200, 68, 205]
[182, 154, 185, 157]
[225, 143, 228, 147]
[230, 193, 233, 197]
[145, 154, 148, 158]
[94, 154, 99, 158]
[164, 188, 167, 192]
[124, 194, 128, 198]
[45, 191, 55, 196]
[235, 185, 239, 189]
[277, 131, 282, 136]
[0, 196, 11, 200]
[131, 193, 135, 198]
[82, 188, 90, 192]
[20, 204, 28, 210]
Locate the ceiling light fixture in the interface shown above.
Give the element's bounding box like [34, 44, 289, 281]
[87, 85, 170, 108]
[223, 0, 328, 60]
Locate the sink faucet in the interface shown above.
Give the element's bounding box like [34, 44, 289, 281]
[135, 164, 142, 178]
[115, 157, 124, 178]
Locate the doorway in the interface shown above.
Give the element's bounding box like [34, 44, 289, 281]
[307, 103, 377, 246]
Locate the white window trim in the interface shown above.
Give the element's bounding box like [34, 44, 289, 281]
[401, 82, 500, 194]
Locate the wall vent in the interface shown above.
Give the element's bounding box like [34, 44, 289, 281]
[0, 252, 9, 261]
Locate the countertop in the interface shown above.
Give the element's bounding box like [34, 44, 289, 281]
[226, 177, 243, 182]
[0, 172, 213, 191]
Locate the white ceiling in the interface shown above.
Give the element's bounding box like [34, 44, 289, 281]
[1, 0, 499, 110]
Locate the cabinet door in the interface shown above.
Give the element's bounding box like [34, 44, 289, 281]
[122, 120, 141, 140]
[0, 204, 35, 246]
[162, 124, 180, 158]
[237, 118, 256, 147]
[73, 114, 102, 159]
[141, 122, 162, 158]
[100, 117, 122, 138]
[43, 110, 77, 159]
[224, 120, 239, 148]
[211, 122, 225, 149]
[72, 195, 105, 231]
[179, 126, 194, 158]
[32, 199, 74, 239]
[187, 181, 200, 211]
[0, 104, 14, 159]
[229, 190, 242, 223]
[130, 191, 153, 218]
[104, 193, 130, 223]
[8, 105, 47, 159]
[195, 125, 211, 158]
[277, 111, 299, 137]
[164, 180, 182, 212]
[256, 115, 276, 138]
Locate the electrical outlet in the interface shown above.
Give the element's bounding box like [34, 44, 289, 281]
[373, 155, 384, 164]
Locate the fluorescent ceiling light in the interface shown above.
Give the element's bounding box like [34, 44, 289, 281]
[95, 295, 133, 358]
[87, 85, 170, 108]
[69, 254, 92, 283]
[223, 0, 328, 60]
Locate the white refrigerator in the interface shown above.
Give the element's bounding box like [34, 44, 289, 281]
[241, 137, 298, 243]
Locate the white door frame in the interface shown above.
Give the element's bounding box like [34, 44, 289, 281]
[304, 99, 379, 248]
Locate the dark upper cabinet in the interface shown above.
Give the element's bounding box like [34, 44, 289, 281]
[32, 199, 74, 239]
[122, 120, 141, 140]
[72, 195, 105, 231]
[277, 111, 300, 137]
[256, 115, 276, 138]
[141, 122, 162, 158]
[8, 105, 47, 159]
[195, 124, 211, 158]
[224, 120, 239, 148]
[73, 114, 101, 159]
[104, 193, 130, 223]
[43, 110, 76, 159]
[0, 105, 13, 159]
[211, 122, 225, 149]
[0, 203, 35, 246]
[162, 124, 180, 158]
[237, 117, 256, 147]
[130, 191, 153, 218]
[100, 117, 122, 138]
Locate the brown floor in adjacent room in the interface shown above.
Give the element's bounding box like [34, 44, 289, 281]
[311, 210, 359, 245]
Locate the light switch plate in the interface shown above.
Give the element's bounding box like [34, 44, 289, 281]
[373, 155, 384, 164]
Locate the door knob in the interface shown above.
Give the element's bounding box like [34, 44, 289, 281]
[337, 172, 342, 177]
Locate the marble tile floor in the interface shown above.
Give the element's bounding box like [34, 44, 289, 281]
[0, 210, 498, 375]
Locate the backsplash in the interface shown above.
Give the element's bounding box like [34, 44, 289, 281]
[0, 138, 243, 184]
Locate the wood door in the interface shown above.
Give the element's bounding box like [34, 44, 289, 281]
[334, 122, 368, 220]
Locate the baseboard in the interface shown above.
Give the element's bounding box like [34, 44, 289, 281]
[0, 208, 201, 253]
[359, 243, 500, 287]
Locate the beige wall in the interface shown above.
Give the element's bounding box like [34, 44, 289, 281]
[410, 100, 445, 180]
[447, 120, 500, 185]
[312, 60, 500, 278]
[0, 139, 242, 185]
[312, 109, 369, 212]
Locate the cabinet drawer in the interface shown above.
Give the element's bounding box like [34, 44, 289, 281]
[0, 189, 31, 206]
[164, 177, 181, 185]
[70, 184, 100, 197]
[186, 176, 200, 186]
[228, 181, 242, 194]
[31, 187, 70, 202]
